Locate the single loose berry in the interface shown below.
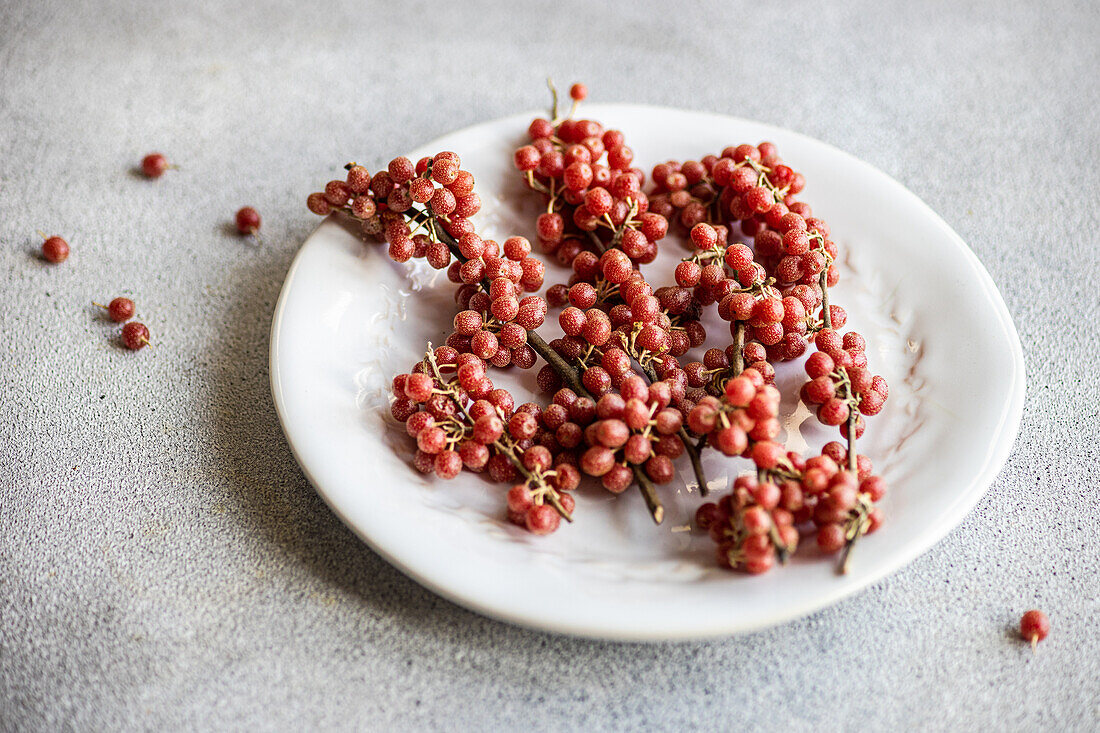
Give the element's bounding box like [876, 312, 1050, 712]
[141, 153, 173, 178]
[40, 234, 70, 263]
[569, 83, 588, 101]
[1019, 609, 1049, 650]
[94, 297, 135, 323]
[235, 207, 261, 235]
[121, 321, 150, 350]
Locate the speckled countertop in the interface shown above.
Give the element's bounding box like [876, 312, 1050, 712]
[1, 0, 1098, 729]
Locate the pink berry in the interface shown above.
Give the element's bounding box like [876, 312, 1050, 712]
[1020, 610, 1049, 648]
[121, 322, 150, 350]
[816, 523, 845, 553]
[525, 504, 561, 535]
[235, 207, 261, 235]
[99, 297, 135, 323]
[141, 153, 171, 178]
[41, 235, 69, 263]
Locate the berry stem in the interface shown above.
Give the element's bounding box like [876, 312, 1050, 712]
[585, 230, 605, 253]
[837, 371, 864, 575]
[546, 78, 560, 123]
[732, 321, 745, 376]
[819, 270, 833, 330]
[684, 432, 710, 496]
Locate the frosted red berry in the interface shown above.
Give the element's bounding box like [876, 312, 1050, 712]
[99, 297, 136, 323]
[1020, 610, 1049, 648]
[121, 321, 150, 350]
[141, 153, 171, 178]
[235, 207, 261, 235]
[41, 235, 69, 263]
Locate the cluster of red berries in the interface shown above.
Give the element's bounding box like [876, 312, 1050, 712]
[672, 221, 827, 367]
[307, 154, 552, 371]
[93, 296, 150, 350]
[307, 154, 481, 262]
[391, 347, 577, 534]
[801, 337, 888, 432]
[573, 376, 685, 490]
[513, 85, 668, 268]
[517, 91, 891, 570]
[445, 234, 548, 370]
[644, 140, 890, 572]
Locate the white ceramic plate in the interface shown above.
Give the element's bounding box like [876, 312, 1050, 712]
[270, 105, 1024, 640]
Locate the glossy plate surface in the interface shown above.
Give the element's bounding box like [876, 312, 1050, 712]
[270, 105, 1025, 640]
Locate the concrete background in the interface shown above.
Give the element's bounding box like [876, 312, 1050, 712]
[1, 0, 1098, 729]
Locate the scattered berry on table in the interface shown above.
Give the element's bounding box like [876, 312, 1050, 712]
[121, 321, 151, 350]
[40, 233, 69, 263]
[235, 207, 261, 235]
[141, 153, 173, 178]
[94, 297, 136, 323]
[1020, 609, 1049, 650]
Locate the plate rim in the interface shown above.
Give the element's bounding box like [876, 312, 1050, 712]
[269, 103, 1026, 640]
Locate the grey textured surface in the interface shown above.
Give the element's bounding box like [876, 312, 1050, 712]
[1, 0, 1099, 730]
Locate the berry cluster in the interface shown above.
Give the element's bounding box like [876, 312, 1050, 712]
[513, 83, 668, 268]
[445, 234, 548, 370]
[308, 151, 627, 531]
[536, 244, 712, 498]
[392, 346, 577, 534]
[307, 153, 482, 262]
[510, 88, 890, 572]
[308, 154, 552, 372]
[642, 140, 891, 573]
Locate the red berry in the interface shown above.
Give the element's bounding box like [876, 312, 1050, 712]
[405, 411, 434, 437]
[525, 504, 561, 535]
[751, 441, 785, 470]
[584, 188, 613, 217]
[818, 398, 850, 426]
[528, 119, 554, 140]
[805, 351, 835, 379]
[816, 523, 846, 553]
[405, 373, 434, 403]
[141, 153, 171, 178]
[121, 321, 150, 350]
[104, 297, 135, 323]
[235, 207, 261, 235]
[569, 83, 588, 101]
[1020, 610, 1049, 648]
[41, 235, 69, 263]
[690, 223, 718, 250]
[473, 414, 504, 445]
[434, 450, 462, 479]
[306, 193, 332, 216]
[514, 145, 540, 171]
